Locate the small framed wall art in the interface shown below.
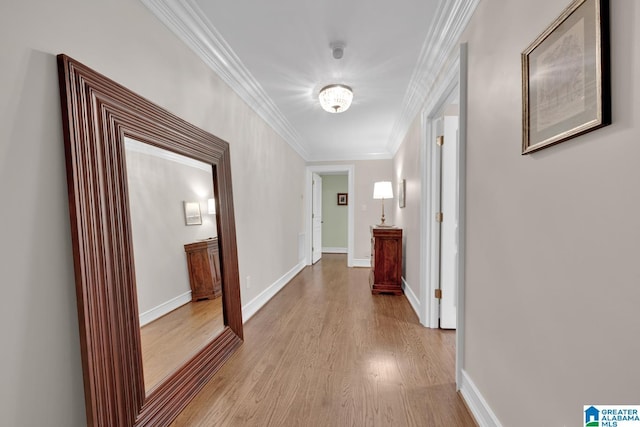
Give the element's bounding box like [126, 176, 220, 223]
[337, 193, 348, 206]
[521, 0, 610, 154]
[183, 201, 202, 225]
[398, 179, 406, 208]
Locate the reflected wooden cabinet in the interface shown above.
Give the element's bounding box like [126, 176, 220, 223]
[184, 238, 222, 301]
[370, 227, 403, 295]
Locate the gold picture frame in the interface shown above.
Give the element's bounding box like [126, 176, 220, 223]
[521, 0, 610, 154]
[398, 179, 406, 208]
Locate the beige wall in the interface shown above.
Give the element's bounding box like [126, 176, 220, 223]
[309, 160, 394, 261]
[461, 0, 640, 426]
[321, 175, 348, 250]
[0, 0, 304, 424]
[393, 116, 422, 299]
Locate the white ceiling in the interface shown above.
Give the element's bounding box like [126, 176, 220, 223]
[140, 0, 478, 161]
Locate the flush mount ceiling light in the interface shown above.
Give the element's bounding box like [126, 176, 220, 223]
[318, 84, 353, 113]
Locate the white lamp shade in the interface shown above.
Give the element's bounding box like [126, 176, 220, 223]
[373, 181, 393, 199]
[207, 198, 216, 214]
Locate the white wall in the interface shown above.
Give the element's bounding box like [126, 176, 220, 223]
[0, 0, 305, 424]
[460, 0, 640, 426]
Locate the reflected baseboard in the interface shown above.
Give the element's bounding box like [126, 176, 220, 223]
[139, 291, 192, 327]
[242, 261, 306, 323]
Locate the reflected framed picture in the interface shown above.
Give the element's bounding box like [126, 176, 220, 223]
[398, 179, 406, 208]
[337, 193, 348, 206]
[183, 201, 202, 225]
[521, 0, 610, 154]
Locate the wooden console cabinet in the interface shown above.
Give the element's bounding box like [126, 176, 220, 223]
[370, 227, 403, 295]
[184, 238, 222, 301]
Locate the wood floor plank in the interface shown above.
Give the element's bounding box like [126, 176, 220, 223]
[171, 254, 477, 427]
[140, 297, 224, 392]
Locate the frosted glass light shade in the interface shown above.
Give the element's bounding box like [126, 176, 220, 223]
[207, 198, 216, 214]
[373, 181, 393, 199]
[318, 84, 353, 113]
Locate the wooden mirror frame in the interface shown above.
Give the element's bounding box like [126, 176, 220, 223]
[57, 54, 243, 426]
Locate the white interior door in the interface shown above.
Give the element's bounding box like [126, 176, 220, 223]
[439, 115, 459, 329]
[312, 173, 323, 264]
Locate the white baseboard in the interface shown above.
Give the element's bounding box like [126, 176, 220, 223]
[402, 277, 420, 319]
[139, 290, 192, 326]
[459, 370, 503, 427]
[242, 261, 306, 323]
[352, 258, 371, 268]
[322, 247, 347, 254]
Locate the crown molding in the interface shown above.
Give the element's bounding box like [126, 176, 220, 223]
[141, 0, 479, 162]
[387, 0, 480, 156]
[139, 0, 311, 160]
[307, 150, 394, 163]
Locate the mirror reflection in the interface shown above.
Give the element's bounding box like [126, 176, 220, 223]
[124, 137, 225, 394]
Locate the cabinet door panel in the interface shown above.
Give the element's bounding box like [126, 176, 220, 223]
[370, 228, 403, 295]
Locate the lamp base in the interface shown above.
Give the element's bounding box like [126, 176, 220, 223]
[377, 214, 392, 228]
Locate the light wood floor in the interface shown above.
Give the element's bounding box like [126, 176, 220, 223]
[171, 254, 477, 426]
[140, 297, 225, 393]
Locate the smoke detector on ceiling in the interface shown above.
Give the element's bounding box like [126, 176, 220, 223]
[330, 42, 345, 59]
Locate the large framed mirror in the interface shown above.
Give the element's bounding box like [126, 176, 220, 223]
[57, 54, 243, 426]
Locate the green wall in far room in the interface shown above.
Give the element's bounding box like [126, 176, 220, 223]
[321, 175, 348, 250]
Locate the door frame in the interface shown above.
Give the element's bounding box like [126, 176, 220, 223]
[311, 172, 323, 264]
[305, 165, 355, 266]
[419, 43, 468, 388]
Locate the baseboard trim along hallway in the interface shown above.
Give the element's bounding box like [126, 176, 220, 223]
[402, 277, 421, 319]
[241, 260, 306, 323]
[459, 369, 503, 427]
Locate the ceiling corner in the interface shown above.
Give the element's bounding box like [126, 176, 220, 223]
[386, 0, 480, 156]
[139, 0, 311, 161]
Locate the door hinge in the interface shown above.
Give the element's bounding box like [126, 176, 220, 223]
[436, 212, 443, 223]
[435, 289, 442, 299]
[436, 135, 444, 146]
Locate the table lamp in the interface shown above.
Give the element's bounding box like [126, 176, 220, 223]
[373, 181, 393, 227]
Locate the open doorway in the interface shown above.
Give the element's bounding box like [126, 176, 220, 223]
[421, 43, 468, 388]
[311, 172, 349, 264]
[312, 172, 323, 264]
[305, 165, 355, 267]
[432, 99, 460, 330]
[320, 173, 349, 255]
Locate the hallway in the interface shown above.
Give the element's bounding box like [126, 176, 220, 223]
[171, 254, 476, 426]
